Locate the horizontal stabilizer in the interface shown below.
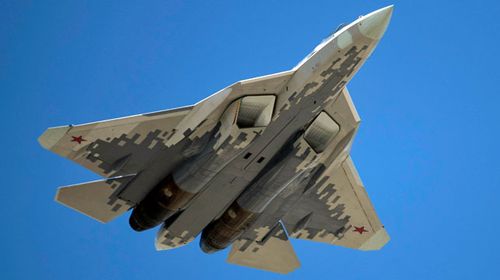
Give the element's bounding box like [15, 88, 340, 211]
[227, 222, 300, 274]
[55, 175, 135, 223]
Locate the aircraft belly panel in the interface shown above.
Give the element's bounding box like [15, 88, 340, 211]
[156, 165, 250, 248]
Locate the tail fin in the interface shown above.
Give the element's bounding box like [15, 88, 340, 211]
[55, 175, 135, 223]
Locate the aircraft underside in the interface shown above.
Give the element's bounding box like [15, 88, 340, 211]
[39, 6, 393, 273]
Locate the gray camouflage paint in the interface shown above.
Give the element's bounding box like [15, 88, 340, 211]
[156, 8, 385, 248]
[39, 6, 393, 273]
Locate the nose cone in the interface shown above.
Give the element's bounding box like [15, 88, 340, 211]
[358, 5, 393, 40]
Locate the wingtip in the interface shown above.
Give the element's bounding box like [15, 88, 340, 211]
[38, 126, 71, 150]
[359, 228, 390, 251]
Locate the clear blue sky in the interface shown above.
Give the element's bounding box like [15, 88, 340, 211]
[1, 1, 499, 279]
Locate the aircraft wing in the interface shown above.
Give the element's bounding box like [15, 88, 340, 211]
[38, 106, 193, 178]
[282, 156, 390, 250]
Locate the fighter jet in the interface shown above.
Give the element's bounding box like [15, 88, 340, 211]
[39, 6, 393, 273]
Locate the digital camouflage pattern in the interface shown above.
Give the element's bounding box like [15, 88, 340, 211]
[39, 6, 393, 274]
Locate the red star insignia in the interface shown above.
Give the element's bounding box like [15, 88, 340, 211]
[71, 135, 86, 144]
[353, 226, 368, 234]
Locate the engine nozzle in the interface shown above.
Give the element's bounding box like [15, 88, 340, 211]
[129, 175, 195, 232]
[200, 202, 257, 253]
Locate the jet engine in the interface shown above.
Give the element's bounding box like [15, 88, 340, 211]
[129, 175, 195, 231]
